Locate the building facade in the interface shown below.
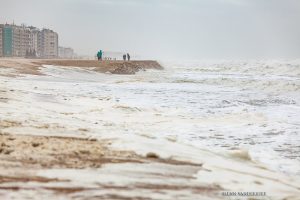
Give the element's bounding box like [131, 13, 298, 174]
[59, 46, 74, 59]
[28, 26, 40, 57]
[39, 29, 58, 58]
[13, 25, 31, 57]
[0, 23, 59, 58]
[0, 25, 3, 57]
[2, 25, 13, 56]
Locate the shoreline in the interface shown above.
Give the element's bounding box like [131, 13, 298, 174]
[0, 58, 163, 76]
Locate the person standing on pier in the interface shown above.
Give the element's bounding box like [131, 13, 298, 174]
[127, 53, 130, 61]
[97, 50, 103, 61]
[123, 54, 127, 61]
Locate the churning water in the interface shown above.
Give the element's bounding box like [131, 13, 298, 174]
[7, 60, 300, 176]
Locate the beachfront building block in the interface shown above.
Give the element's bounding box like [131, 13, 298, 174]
[2, 25, 13, 57]
[39, 29, 58, 58]
[0, 25, 2, 57]
[0, 23, 59, 58]
[13, 25, 31, 57]
[28, 26, 40, 57]
[59, 46, 74, 59]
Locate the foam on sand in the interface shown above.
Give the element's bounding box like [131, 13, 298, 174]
[0, 59, 300, 199]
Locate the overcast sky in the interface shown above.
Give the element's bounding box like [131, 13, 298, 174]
[0, 0, 300, 59]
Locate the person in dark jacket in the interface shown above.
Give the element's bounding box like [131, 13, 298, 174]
[97, 50, 103, 61]
[123, 54, 126, 61]
[127, 53, 130, 61]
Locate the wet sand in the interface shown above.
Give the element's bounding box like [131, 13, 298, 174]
[0, 133, 204, 169]
[0, 58, 163, 76]
[0, 133, 220, 199]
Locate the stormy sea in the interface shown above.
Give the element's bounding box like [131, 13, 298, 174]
[5, 59, 300, 176]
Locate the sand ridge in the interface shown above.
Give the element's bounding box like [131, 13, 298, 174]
[0, 58, 163, 76]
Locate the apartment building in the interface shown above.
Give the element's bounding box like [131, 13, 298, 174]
[0, 25, 3, 57]
[2, 24, 13, 57]
[13, 25, 31, 57]
[28, 26, 40, 57]
[59, 46, 74, 59]
[0, 23, 59, 58]
[39, 29, 58, 58]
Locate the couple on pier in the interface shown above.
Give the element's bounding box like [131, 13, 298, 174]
[97, 50, 131, 61]
[123, 53, 130, 61]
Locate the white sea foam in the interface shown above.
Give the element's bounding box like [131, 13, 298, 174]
[1, 60, 300, 176]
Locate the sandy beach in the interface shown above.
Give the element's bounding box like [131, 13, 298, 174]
[0, 59, 163, 76]
[0, 58, 300, 200]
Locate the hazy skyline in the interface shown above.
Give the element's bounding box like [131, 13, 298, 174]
[1, 0, 300, 60]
